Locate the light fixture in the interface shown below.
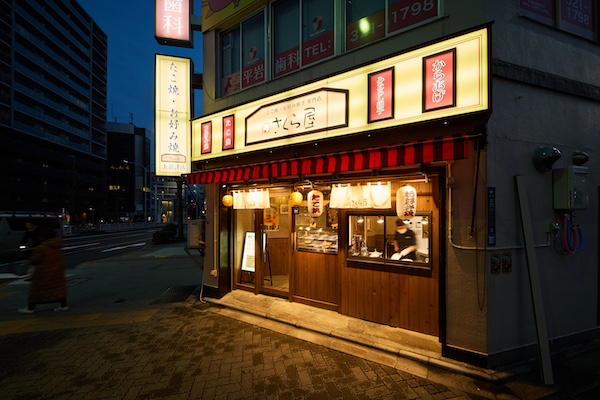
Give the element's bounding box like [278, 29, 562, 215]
[222, 193, 233, 207]
[377, 216, 384, 224]
[290, 191, 303, 206]
[357, 216, 364, 223]
[533, 146, 561, 172]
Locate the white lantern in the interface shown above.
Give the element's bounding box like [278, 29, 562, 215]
[307, 190, 324, 217]
[396, 185, 417, 217]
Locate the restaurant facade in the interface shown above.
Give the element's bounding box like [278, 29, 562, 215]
[175, 1, 600, 369]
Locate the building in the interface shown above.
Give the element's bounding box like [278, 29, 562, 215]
[106, 121, 152, 222]
[184, 1, 599, 369]
[0, 0, 108, 223]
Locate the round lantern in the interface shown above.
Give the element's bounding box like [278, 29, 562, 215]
[289, 191, 303, 206]
[396, 185, 417, 218]
[222, 194, 234, 207]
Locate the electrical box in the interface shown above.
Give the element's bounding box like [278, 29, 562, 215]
[553, 166, 589, 210]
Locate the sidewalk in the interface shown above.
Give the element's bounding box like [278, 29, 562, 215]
[205, 290, 600, 400]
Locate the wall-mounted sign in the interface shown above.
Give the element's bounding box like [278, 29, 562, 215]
[192, 26, 489, 163]
[155, 54, 191, 176]
[518, 0, 555, 26]
[423, 49, 456, 112]
[201, 0, 258, 32]
[558, 0, 595, 40]
[201, 121, 212, 154]
[155, 0, 192, 47]
[368, 67, 394, 123]
[222, 115, 235, 150]
[245, 88, 349, 145]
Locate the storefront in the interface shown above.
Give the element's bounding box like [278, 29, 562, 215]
[186, 26, 490, 339]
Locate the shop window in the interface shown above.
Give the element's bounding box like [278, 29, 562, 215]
[294, 189, 338, 254]
[273, 0, 300, 79]
[348, 212, 431, 269]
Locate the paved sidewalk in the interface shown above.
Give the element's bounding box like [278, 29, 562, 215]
[0, 305, 484, 400]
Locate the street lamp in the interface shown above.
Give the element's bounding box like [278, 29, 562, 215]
[123, 159, 150, 224]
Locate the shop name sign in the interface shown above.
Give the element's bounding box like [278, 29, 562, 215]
[155, 0, 192, 47]
[245, 89, 348, 145]
[191, 26, 489, 162]
[155, 54, 191, 176]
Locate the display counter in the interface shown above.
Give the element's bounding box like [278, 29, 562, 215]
[295, 228, 338, 254]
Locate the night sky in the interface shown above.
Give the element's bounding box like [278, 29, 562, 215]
[77, 0, 204, 134]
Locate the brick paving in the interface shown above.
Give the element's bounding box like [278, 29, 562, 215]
[0, 306, 482, 400]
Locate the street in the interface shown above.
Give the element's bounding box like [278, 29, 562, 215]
[0, 240, 487, 399]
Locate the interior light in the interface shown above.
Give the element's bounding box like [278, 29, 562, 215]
[377, 216, 384, 224]
[357, 216, 364, 223]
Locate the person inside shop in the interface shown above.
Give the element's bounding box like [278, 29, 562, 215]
[393, 219, 417, 261]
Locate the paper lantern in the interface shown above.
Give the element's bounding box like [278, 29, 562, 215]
[396, 185, 417, 217]
[289, 191, 303, 206]
[222, 194, 233, 207]
[307, 190, 323, 217]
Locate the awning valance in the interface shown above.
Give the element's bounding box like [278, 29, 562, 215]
[186, 133, 477, 185]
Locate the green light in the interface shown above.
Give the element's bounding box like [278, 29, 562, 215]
[359, 18, 370, 35]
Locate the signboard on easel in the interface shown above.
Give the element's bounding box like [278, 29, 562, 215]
[241, 232, 255, 272]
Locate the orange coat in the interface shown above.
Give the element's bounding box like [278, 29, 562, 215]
[28, 237, 66, 304]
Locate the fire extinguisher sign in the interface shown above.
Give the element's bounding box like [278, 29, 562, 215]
[488, 187, 496, 246]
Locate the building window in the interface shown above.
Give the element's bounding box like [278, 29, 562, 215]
[302, 0, 335, 67]
[241, 11, 266, 89]
[273, 0, 300, 79]
[346, 0, 386, 51]
[519, 0, 598, 41]
[220, 28, 240, 96]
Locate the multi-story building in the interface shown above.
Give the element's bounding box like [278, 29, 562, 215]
[185, 1, 599, 369]
[106, 121, 151, 222]
[0, 0, 108, 223]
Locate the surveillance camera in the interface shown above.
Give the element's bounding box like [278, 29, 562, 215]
[533, 146, 561, 172]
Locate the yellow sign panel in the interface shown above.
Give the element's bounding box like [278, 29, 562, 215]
[192, 27, 489, 163]
[155, 55, 191, 176]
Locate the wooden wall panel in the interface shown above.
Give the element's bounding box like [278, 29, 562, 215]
[267, 238, 290, 275]
[293, 252, 339, 306]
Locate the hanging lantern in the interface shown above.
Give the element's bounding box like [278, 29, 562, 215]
[396, 185, 417, 217]
[222, 194, 233, 207]
[307, 190, 323, 217]
[290, 191, 303, 206]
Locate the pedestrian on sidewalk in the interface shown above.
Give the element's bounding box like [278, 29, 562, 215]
[18, 227, 69, 314]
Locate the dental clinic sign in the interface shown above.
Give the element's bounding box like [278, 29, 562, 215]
[155, 54, 191, 176]
[155, 0, 192, 47]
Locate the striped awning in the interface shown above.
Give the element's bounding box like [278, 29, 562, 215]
[186, 133, 477, 185]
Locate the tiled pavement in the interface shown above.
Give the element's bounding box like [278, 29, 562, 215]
[0, 306, 482, 400]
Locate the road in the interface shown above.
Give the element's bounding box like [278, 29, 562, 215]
[61, 229, 159, 268]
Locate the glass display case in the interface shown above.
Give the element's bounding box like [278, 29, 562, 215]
[294, 205, 338, 254]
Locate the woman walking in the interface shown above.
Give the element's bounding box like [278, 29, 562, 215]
[18, 228, 68, 314]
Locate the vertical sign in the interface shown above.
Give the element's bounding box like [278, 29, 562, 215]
[368, 67, 394, 123]
[222, 115, 235, 150]
[155, 0, 192, 47]
[488, 187, 496, 246]
[155, 55, 191, 176]
[423, 49, 456, 112]
[201, 121, 212, 154]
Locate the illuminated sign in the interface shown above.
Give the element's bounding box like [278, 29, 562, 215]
[423, 49, 455, 112]
[368, 68, 394, 123]
[155, 54, 191, 176]
[201, 121, 212, 154]
[191, 27, 490, 162]
[245, 89, 348, 145]
[155, 0, 192, 47]
[222, 115, 235, 150]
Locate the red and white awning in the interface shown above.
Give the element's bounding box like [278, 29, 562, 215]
[185, 133, 478, 185]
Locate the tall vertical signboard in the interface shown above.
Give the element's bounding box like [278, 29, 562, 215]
[155, 0, 192, 47]
[155, 55, 191, 176]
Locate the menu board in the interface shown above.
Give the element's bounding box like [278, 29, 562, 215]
[241, 232, 255, 272]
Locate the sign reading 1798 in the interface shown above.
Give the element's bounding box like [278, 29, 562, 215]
[560, 0, 595, 39]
